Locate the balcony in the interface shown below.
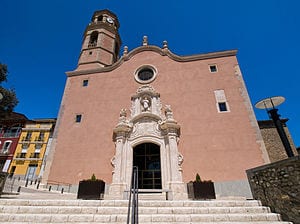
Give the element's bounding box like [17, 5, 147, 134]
[16, 153, 26, 159]
[0, 151, 9, 156]
[30, 153, 40, 159]
[34, 137, 44, 143]
[19, 136, 31, 143]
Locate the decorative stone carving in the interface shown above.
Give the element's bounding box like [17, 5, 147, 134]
[142, 36, 148, 46]
[162, 40, 168, 49]
[178, 153, 183, 171]
[131, 85, 161, 118]
[107, 85, 187, 200]
[130, 120, 161, 140]
[123, 46, 128, 56]
[118, 108, 127, 124]
[165, 105, 174, 120]
[110, 156, 116, 173]
[113, 109, 132, 142]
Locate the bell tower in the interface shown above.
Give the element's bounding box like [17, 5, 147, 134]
[77, 10, 121, 70]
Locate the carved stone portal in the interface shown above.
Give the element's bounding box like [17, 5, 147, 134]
[106, 85, 187, 200]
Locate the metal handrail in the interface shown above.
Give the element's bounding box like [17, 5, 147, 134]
[127, 166, 139, 224]
[46, 180, 73, 192]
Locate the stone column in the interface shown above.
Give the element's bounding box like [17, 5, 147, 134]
[166, 132, 187, 200]
[168, 134, 182, 182]
[112, 136, 124, 183]
[160, 105, 187, 200]
[106, 110, 132, 200]
[106, 133, 128, 200]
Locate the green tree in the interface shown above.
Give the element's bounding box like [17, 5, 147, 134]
[0, 63, 18, 116]
[195, 173, 202, 182]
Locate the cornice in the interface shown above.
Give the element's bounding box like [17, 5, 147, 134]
[66, 46, 237, 77]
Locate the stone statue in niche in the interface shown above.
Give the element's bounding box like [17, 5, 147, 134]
[141, 97, 151, 112]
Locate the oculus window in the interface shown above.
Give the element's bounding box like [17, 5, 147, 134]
[134, 65, 157, 84]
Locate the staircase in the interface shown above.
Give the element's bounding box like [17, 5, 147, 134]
[0, 199, 292, 223]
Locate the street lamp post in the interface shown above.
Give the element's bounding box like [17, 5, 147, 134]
[255, 96, 294, 158]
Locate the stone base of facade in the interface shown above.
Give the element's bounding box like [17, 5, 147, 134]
[214, 179, 253, 199]
[104, 182, 188, 200]
[104, 183, 128, 200]
[168, 181, 188, 200]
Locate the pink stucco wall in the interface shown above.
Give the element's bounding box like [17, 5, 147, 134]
[47, 49, 267, 185]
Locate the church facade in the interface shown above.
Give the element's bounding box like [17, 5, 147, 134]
[44, 10, 269, 199]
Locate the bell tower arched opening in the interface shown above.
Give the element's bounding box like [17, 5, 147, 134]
[133, 143, 162, 189]
[88, 31, 98, 48]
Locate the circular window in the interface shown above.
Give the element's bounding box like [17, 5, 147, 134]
[134, 65, 157, 84]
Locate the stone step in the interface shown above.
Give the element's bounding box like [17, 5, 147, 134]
[138, 193, 167, 200]
[0, 213, 287, 223]
[0, 205, 271, 214]
[0, 199, 291, 223]
[1, 221, 293, 224]
[0, 199, 263, 207]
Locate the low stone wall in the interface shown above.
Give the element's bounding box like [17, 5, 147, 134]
[214, 179, 252, 199]
[0, 172, 8, 195]
[246, 156, 300, 224]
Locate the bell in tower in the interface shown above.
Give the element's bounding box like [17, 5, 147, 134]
[77, 9, 122, 70]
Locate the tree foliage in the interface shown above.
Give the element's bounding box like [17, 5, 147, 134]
[0, 64, 8, 83]
[0, 63, 18, 115]
[195, 173, 202, 182]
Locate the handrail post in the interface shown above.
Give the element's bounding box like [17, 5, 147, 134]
[127, 166, 139, 224]
[135, 167, 139, 223]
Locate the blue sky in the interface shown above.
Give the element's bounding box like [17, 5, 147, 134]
[1, 0, 299, 147]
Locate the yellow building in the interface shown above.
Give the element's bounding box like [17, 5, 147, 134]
[9, 119, 56, 180]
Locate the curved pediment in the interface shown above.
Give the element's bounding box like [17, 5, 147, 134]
[66, 42, 237, 77]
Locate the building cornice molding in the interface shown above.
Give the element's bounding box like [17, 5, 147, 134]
[66, 47, 237, 77]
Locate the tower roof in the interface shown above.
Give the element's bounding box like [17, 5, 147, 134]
[91, 9, 120, 29]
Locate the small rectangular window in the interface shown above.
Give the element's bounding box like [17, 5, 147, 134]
[218, 102, 228, 112]
[214, 90, 230, 113]
[209, 65, 217, 73]
[83, 80, 89, 87]
[76, 114, 82, 123]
